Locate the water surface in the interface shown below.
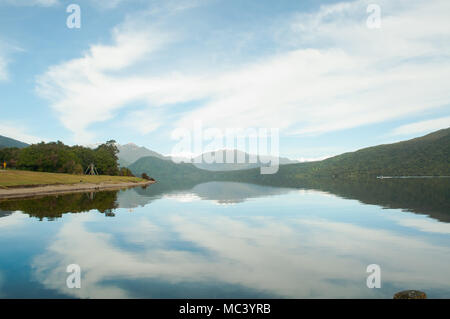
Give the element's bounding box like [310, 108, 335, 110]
[0, 179, 449, 298]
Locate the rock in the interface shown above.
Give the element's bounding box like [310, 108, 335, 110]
[393, 290, 427, 299]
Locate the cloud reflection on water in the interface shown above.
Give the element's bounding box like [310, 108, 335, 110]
[31, 188, 450, 298]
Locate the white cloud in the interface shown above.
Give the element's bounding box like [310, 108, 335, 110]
[0, 122, 44, 144]
[0, 32, 26, 82]
[36, 0, 450, 143]
[120, 108, 165, 135]
[391, 116, 450, 136]
[391, 216, 450, 234]
[0, 56, 7, 81]
[0, 42, 17, 81]
[162, 193, 201, 203]
[0, 212, 29, 229]
[32, 0, 57, 5]
[297, 155, 333, 163]
[176, 0, 450, 135]
[31, 208, 450, 298]
[0, 0, 59, 6]
[36, 24, 173, 143]
[91, 0, 124, 9]
[0, 0, 138, 9]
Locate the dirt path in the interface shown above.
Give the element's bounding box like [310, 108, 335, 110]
[0, 181, 155, 200]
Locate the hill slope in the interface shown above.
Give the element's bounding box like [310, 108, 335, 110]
[304, 127, 450, 178]
[190, 149, 298, 171]
[129, 156, 213, 183]
[230, 127, 450, 185]
[120, 144, 298, 171]
[0, 135, 29, 149]
[129, 128, 450, 184]
[117, 143, 167, 167]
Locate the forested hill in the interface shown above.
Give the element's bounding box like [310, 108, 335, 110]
[129, 156, 213, 183]
[0, 140, 131, 176]
[304, 127, 450, 178]
[0, 135, 29, 149]
[236, 127, 450, 184]
[129, 128, 450, 184]
[117, 143, 167, 167]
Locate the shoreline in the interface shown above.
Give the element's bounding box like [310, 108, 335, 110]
[0, 181, 155, 200]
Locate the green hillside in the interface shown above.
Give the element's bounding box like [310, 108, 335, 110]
[191, 149, 298, 171]
[129, 128, 450, 184]
[120, 144, 299, 171]
[0, 135, 29, 149]
[306, 127, 450, 178]
[231, 128, 450, 185]
[129, 156, 213, 183]
[117, 143, 167, 167]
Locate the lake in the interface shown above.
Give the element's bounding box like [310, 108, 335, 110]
[0, 179, 449, 298]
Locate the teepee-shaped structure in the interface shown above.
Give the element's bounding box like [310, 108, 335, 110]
[85, 163, 99, 175]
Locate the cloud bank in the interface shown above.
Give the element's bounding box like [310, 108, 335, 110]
[31, 200, 450, 298]
[391, 116, 450, 136]
[0, 0, 59, 6]
[36, 0, 450, 144]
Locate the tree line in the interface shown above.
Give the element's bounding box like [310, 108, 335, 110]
[0, 140, 134, 176]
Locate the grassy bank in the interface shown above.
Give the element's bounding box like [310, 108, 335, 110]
[0, 169, 146, 188]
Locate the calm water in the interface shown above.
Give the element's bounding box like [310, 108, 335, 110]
[0, 179, 449, 298]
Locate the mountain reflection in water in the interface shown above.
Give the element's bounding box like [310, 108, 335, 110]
[0, 179, 449, 299]
[1, 178, 448, 223]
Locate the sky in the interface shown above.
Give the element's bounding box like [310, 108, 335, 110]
[0, 0, 449, 160]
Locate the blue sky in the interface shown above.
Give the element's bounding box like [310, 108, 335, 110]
[0, 0, 449, 160]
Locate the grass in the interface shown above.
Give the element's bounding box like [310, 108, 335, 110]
[0, 169, 146, 188]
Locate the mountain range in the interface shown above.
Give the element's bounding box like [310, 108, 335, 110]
[2, 127, 449, 181]
[0, 135, 29, 149]
[117, 144, 298, 171]
[128, 128, 450, 183]
[117, 143, 167, 167]
[187, 149, 298, 171]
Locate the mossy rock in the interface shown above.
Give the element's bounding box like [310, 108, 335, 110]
[393, 290, 427, 299]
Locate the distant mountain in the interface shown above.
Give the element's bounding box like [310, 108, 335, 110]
[117, 143, 167, 167]
[129, 155, 212, 183]
[119, 181, 295, 207]
[236, 127, 450, 185]
[119, 143, 299, 172]
[129, 178, 450, 223]
[128, 148, 299, 178]
[0, 135, 29, 149]
[129, 128, 450, 184]
[304, 127, 450, 178]
[189, 149, 298, 171]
